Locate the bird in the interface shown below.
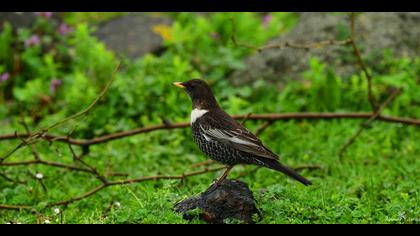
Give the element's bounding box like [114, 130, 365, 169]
[173, 79, 312, 189]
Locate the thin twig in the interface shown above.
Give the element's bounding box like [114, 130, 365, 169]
[241, 112, 253, 125]
[231, 16, 352, 53]
[0, 171, 26, 184]
[101, 201, 115, 219]
[0, 62, 121, 163]
[46, 62, 121, 131]
[106, 172, 129, 177]
[255, 121, 273, 136]
[68, 143, 108, 184]
[1, 159, 95, 174]
[1, 112, 420, 147]
[191, 160, 216, 169]
[0, 166, 225, 210]
[230, 18, 258, 50]
[0, 204, 33, 210]
[339, 89, 401, 155]
[19, 118, 41, 161]
[257, 38, 352, 52]
[348, 13, 377, 112]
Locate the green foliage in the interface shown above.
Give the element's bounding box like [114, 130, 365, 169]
[0, 23, 13, 68]
[70, 23, 116, 82]
[1, 120, 418, 224]
[166, 13, 297, 81]
[62, 12, 128, 26]
[305, 58, 342, 111]
[0, 12, 299, 137]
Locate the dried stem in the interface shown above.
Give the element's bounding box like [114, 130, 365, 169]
[348, 13, 377, 112]
[230, 18, 259, 50]
[68, 143, 108, 184]
[0, 62, 121, 163]
[257, 38, 352, 52]
[1, 159, 96, 174]
[231, 17, 352, 53]
[0, 171, 26, 184]
[255, 121, 273, 136]
[1, 113, 420, 148]
[339, 89, 401, 156]
[241, 112, 253, 125]
[0, 166, 225, 210]
[191, 160, 216, 169]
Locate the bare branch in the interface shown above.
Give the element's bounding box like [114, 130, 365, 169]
[0, 204, 33, 210]
[1, 159, 95, 174]
[230, 16, 352, 53]
[68, 143, 108, 184]
[339, 88, 401, 155]
[0, 171, 26, 184]
[1, 112, 420, 147]
[191, 160, 216, 169]
[46, 62, 121, 131]
[255, 121, 273, 136]
[0, 62, 121, 163]
[257, 38, 352, 52]
[241, 112, 253, 125]
[230, 18, 258, 50]
[348, 13, 377, 112]
[0, 166, 226, 210]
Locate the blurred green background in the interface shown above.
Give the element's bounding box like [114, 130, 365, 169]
[0, 12, 419, 224]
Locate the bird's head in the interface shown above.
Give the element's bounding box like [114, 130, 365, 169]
[173, 79, 218, 109]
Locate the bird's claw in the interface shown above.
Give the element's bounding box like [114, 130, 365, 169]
[207, 180, 221, 193]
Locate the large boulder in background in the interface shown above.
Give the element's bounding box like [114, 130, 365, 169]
[0, 12, 171, 59]
[95, 13, 172, 59]
[0, 12, 38, 29]
[0, 12, 60, 30]
[229, 12, 420, 86]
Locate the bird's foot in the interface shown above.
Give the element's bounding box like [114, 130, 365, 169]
[207, 180, 222, 193]
[206, 166, 233, 193]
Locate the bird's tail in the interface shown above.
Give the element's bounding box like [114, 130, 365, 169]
[258, 158, 312, 186]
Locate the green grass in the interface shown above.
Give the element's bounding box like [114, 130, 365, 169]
[1, 119, 419, 224]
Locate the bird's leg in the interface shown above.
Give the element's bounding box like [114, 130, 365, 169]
[215, 166, 233, 185]
[208, 166, 233, 192]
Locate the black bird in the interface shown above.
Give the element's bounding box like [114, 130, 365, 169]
[173, 79, 312, 188]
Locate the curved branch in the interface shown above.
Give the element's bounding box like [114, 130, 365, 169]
[348, 13, 376, 111]
[339, 89, 401, 155]
[0, 62, 121, 163]
[257, 38, 352, 52]
[0, 166, 226, 210]
[1, 112, 420, 147]
[1, 159, 94, 174]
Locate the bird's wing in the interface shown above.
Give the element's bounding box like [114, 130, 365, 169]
[198, 115, 279, 161]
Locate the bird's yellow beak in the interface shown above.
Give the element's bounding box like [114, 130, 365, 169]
[173, 82, 185, 89]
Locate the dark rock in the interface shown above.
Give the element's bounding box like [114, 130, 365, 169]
[95, 13, 172, 59]
[174, 179, 260, 224]
[229, 12, 420, 86]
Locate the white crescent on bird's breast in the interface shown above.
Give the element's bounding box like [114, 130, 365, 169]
[191, 109, 209, 124]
